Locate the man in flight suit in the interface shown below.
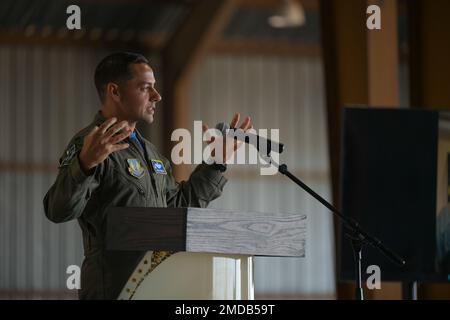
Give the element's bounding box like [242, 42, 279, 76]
[43, 52, 252, 299]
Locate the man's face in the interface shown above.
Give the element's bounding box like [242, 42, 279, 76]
[117, 63, 162, 124]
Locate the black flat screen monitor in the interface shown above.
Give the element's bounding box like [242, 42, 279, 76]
[340, 107, 441, 282]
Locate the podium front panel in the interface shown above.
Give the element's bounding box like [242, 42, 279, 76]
[117, 252, 254, 300]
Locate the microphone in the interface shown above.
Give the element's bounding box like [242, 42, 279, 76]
[215, 122, 284, 155]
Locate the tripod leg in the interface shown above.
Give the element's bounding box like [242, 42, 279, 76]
[402, 281, 418, 300]
[351, 239, 364, 300]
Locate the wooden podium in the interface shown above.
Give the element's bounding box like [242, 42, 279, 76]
[106, 207, 306, 300]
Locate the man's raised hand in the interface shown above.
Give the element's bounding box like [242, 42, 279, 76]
[78, 118, 131, 173]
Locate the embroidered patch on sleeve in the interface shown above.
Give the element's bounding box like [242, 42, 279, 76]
[59, 144, 78, 168]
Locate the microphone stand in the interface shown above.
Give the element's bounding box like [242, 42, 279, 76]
[275, 163, 406, 300]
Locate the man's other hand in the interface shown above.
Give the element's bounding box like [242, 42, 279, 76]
[203, 113, 253, 164]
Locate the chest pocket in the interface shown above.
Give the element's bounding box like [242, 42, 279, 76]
[152, 168, 167, 197]
[110, 158, 151, 199]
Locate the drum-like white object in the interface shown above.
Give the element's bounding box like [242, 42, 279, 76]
[118, 251, 254, 300]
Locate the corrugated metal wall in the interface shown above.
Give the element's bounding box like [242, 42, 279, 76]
[188, 55, 336, 299]
[0, 45, 110, 298]
[0, 45, 335, 299]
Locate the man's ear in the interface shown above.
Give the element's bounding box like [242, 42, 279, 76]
[106, 83, 121, 103]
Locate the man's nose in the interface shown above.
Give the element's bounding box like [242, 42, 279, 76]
[151, 90, 162, 103]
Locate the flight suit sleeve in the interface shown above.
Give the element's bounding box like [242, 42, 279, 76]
[43, 138, 104, 223]
[165, 161, 228, 208]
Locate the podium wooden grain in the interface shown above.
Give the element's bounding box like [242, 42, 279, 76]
[106, 207, 306, 257]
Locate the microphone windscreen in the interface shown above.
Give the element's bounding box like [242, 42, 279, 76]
[215, 122, 230, 134]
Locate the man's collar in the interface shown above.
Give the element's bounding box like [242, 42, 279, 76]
[92, 111, 146, 143]
[129, 130, 137, 140]
[92, 111, 106, 126]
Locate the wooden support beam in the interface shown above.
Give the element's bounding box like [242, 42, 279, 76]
[237, 0, 319, 11]
[320, 0, 368, 211]
[367, 0, 399, 107]
[0, 30, 157, 52]
[163, 0, 237, 88]
[161, 0, 237, 180]
[320, 0, 400, 300]
[409, 0, 450, 109]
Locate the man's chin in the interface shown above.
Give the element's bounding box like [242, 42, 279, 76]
[142, 115, 154, 124]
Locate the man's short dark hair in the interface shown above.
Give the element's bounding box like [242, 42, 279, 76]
[94, 52, 150, 103]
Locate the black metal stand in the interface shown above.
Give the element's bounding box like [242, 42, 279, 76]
[277, 163, 406, 300]
[351, 237, 364, 300]
[402, 281, 418, 300]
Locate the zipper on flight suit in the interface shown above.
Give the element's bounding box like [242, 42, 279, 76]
[111, 166, 146, 197]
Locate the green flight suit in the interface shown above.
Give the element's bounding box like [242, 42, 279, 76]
[43, 112, 227, 299]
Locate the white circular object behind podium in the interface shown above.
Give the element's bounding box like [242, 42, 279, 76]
[118, 252, 254, 300]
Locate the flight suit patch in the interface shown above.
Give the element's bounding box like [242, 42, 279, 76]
[127, 159, 145, 179]
[59, 144, 78, 168]
[150, 159, 167, 175]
